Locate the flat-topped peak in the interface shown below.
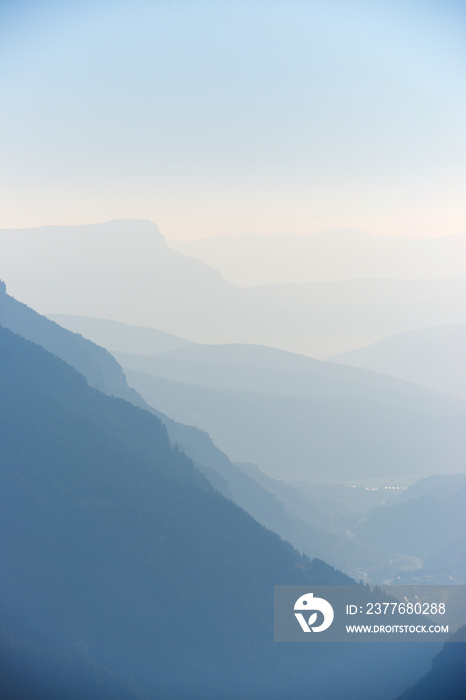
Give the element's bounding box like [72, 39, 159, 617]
[0, 218, 167, 245]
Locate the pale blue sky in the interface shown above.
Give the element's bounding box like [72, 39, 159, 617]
[1, 0, 465, 239]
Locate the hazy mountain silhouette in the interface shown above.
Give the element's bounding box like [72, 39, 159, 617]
[151, 409, 351, 566]
[0, 279, 144, 403]
[169, 229, 466, 287]
[1, 279, 417, 580]
[2, 220, 466, 357]
[121, 365, 466, 481]
[0, 323, 345, 698]
[234, 463, 466, 584]
[48, 316, 465, 409]
[113, 341, 466, 412]
[0, 218, 235, 332]
[331, 324, 466, 399]
[354, 475, 466, 584]
[41, 314, 466, 481]
[50, 314, 193, 356]
[36, 306, 466, 578]
[0, 324, 437, 699]
[1, 284, 351, 568]
[236, 460, 400, 535]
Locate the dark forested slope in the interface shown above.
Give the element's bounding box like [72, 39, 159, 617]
[0, 283, 346, 566]
[0, 325, 435, 699]
[397, 626, 466, 700]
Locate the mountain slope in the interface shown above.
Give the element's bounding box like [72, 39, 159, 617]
[49, 314, 193, 356]
[0, 284, 347, 567]
[0, 324, 347, 698]
[41, 313, 466, 482]
[331, 324, 466, 399]
[2, 220, 466, 357]
[0, 279, 142, 403]
[397, 626, 466, 700]
[354, 475, 466, 584]
[112, 340, 466, 413]
[0, 325, 435, 699]
[123, 367, 466, 481]
[0, 620, 143, 700]
[51, 315, 466, 411]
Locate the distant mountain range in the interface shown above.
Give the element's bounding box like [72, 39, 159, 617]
[1, 215, 463, 696]
[2, 219, 466, 357]
[354, 475, 466, 584]
[50, 314, 466, 482]
[21, 294, 439, 581]
[331, 324, 466, 399]
[169, 228, 466, 286]
[0, 286, 438, 699]
[49, 314, 193, 356]
[44, 310, 466, 584]
[19, 284, 466, 583]
[1, 286, 351, 568]
[0, 322, 352, 699]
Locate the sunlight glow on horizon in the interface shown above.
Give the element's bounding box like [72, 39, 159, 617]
[1, 0, 465, 240]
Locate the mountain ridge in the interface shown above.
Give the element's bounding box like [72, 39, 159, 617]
[1, 284, 352, 570]
[168, 228, 466, 286]
[331, 324, 466, 398]
[1, 322, 436, 699]
[2, 220, 466, 357]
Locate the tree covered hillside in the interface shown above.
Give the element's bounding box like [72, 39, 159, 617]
[0, 324, 436, 699]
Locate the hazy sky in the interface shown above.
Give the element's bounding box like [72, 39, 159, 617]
[1, 0, 465, 240]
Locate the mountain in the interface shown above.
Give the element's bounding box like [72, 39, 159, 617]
[41, 314, 466, 482]
[2, 220, 466, 357]
[0, 218, 234, 328]
[354, 475, 466, 584]
[120, 364, 466, 482]
[0, 323, 343, 698]
[0, 280, 144, 404]
[168, 229, 466, 287]
[0, 284, 349, 569]
[49, 314, 193, 356]
[397, 626, 466, 700]
[151, 409, 348, 566]
[33, 306, 466, 579]
[330, 325, 466, 399]
[47, 316, 466, 412]
[0, 620, 143, 700]
[111, 340, 466, 412]
[0, 324, 436, 699]
[3, 280, 429, 579]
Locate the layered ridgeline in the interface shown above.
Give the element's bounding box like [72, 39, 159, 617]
[331, 325, 466, 400]
[0, 285, 348, 568]
[0, 313, 437, 698]
[168, 229, 466, 287]
[51, 313, 466, 483]
[46, 311, 466, 585]
[2, 220, 466, 357]
[233, 467, 466, 586]
[353, 475, 466, 585]
[4, 283, 424, 585]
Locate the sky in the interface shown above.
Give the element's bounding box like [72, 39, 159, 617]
[1, 0, 465, 240]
